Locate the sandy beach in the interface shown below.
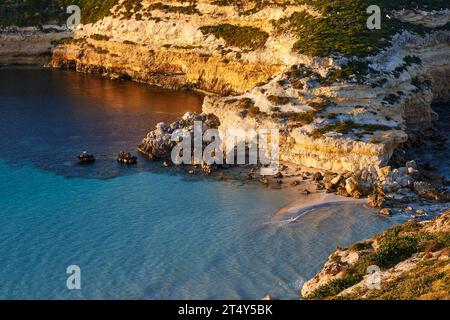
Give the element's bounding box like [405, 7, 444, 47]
[272, 193, 369, 223]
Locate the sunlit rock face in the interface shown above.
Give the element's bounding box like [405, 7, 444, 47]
[49, 0, 320, 94]
[36, 2, 450, 171]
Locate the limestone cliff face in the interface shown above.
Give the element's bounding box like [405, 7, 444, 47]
[14, 1, 450, 172]
[51, 36, 282, 94]
[203, 96, 408, 173]
[49, 0, 322, 94]
[202, 26, 449, 172]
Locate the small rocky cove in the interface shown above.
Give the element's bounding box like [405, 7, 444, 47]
[1, 0, 449, 299]
[138, 110, 449, 219]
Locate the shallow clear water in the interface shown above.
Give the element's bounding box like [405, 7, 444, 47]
[0, 69, 407, 299]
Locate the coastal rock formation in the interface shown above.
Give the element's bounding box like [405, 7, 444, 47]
[138, 112, 220, 158]
[301, 210, 450, 300]
[201, 25, 450, 172]
[306, 159, 448, 206]
[49, 0, 312, 94]
[3, 1, 449, 174]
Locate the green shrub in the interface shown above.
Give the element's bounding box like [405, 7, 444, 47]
[224, 98, 238, 104]
[350, 242, 372, 251]
[286, 111, 314, 123]
[305, 277, 359, 300]
[326, 61, 372, 84]
[148, 3, 201, 15]
[237, 98, 255, 109]
[123, 40, 137, 45]
[0, 0, 120, 26]
[273, 1, 450, 58]
[327, 113, 337, 120]
[271, 106, 281, 112]
[267, 95, 290, 106]
[306, 217, 450, 299]
[247, 106, 262, 117]
[309, 100, 332, 111]
[383, 94, 401, 105]
[51, 37, 86, 46]
[199, 24, 269, 51]
[90, 34, 110, 41]
[403, 55, 422, 66]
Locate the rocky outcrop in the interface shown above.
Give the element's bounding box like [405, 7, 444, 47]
[49, 1, 319, 94]
[393, 9, 450, 28]
[50, 36, 282, 93]
[301, 159, 449, 207]
[8, 1, 449, 174]
[301, 210, 450, 300]
[138, 112, 221, 173]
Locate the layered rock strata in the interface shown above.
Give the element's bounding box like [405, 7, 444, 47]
[3, 1, 449, 173]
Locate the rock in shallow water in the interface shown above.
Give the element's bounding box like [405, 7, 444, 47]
[138, 112, 221, 161]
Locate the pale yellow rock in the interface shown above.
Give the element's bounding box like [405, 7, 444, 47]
[3, 2, 448, 173]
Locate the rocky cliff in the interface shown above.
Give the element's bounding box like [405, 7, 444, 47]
[301, 210, 450, 300]
[2, 0, 449, 173]
[49, 0, 320, 94]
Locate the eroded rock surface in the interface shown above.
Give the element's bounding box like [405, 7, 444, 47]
[301, 210, 450, 300]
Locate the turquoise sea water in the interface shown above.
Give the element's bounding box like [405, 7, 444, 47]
[0, 69, 407, 299]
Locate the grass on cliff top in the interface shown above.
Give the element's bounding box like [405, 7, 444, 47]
[148, 2, 202, 15]
[200, 24, 269, 51]
[304, 218, 450, 300]
[341, 258, 450, 300]
[0, 0, 118, 26]
[270, 0, 450, 57]
[214, 0, 450, 57]
[212, 0, 450, 12]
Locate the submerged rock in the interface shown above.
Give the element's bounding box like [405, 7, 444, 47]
[77, 152, 95, 164]
[117, 151, 137, 164]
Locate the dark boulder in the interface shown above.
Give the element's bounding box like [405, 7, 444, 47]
[117, 151, 137, 164]
[77, 152, 96, 164]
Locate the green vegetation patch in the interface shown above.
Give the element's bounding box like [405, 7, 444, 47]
[326, 61, 373, 84]
[51, 37, 86, 46]
[90, 33, 110, 41]
[199, 24, 269, 51]
[350, 258, 450, 300]
[267, 95, 290, 106]
[0, 0, 118, 26]
[305, 219, 450, 299]
[148, 2, 201, 15]
[273, 0, 450, 57]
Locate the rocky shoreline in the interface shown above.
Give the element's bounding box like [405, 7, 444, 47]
[1, 0, 449, 300]
[301, 210, 450, 300]
[40, 2, 450, 173]
[137, 110, 449, 219]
